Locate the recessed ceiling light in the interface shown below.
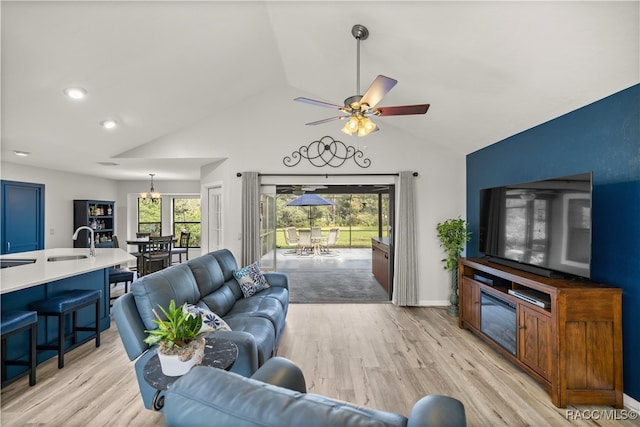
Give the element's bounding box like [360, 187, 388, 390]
[63, 87, 87, 100]
[13, 150, 30, 157]
[100, 119, 118, 129]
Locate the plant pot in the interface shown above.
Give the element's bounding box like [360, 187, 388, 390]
[157, 337, 205, 376]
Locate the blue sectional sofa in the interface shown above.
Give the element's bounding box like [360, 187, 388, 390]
[163, 357, 467, 427]
[113, 249, 288, 410]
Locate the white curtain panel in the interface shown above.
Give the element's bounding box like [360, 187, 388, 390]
[392, 171, 419, 306]
[241, 172, 260, 266]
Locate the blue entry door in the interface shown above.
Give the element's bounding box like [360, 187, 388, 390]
[1, 180, 45, 254]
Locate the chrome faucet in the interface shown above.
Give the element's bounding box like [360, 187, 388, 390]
[73, 226, 96, 257]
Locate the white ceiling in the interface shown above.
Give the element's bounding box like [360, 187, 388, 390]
[2, 1, 638, 181]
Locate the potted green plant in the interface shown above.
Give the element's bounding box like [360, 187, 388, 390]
[436, 217, 472, 317]
[144, 299, 204, 376]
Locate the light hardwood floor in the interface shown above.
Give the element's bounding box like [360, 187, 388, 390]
[1, 304, 636, 426]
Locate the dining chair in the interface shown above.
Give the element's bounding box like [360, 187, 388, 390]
[141, 235, 173, 276]
[171, 232, 191, 265]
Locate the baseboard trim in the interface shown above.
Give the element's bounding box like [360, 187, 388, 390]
[624, 393, 640, 412]
[417, 300, 450, 307]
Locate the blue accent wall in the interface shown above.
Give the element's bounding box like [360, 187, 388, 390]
[466, 84, 640, 401]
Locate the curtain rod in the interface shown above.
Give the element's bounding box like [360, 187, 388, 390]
[236, 172, 418, 178]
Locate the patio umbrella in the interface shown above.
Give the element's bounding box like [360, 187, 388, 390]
[285, 193, 335, 227]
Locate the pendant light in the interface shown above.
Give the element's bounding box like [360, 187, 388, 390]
[140, 173, 161, 202]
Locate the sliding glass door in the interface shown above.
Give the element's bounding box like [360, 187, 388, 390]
[259, 185, 277, 270]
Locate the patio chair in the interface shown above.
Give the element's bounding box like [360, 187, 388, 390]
[297, 229, 312, 255]
[283, 227, 299, 254]
[323, 228, 340, 253]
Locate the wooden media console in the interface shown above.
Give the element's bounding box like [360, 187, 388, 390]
[458, 257, 623, 408]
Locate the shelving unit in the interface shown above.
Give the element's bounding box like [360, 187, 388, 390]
[73, 200, 115, 248]
[458, 257, 623, 408]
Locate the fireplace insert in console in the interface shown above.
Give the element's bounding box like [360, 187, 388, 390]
[480, 291, 516, 355]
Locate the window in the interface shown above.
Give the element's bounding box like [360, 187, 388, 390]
[138, 198, 162, 235]
[173, 198, 201, 247]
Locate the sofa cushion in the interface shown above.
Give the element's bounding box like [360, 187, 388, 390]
[131, 264, 201, 331]
[187, 254, 237, 316]
[224, 316, 276, 365]
[234, 262, 270, 298]
[225, 296, 285, 339]
[186, 254, 225, 296]
[211, 249, 239, 282]
[256, 286, 289, 312]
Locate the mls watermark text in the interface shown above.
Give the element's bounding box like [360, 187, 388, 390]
[565, 409, 638, 421]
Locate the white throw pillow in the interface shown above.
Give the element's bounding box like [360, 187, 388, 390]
[183, 303, 231, 334]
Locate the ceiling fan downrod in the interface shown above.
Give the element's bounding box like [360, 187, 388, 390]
[351, 24, 369, 97]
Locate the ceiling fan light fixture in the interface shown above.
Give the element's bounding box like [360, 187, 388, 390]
[341, 115, 360, 135]
[361, 116, 377, 135]
[341, 114, 377, 137]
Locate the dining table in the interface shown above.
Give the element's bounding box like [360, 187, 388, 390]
[126, 237, 176, 274]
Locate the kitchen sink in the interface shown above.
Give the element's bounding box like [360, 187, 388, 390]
[46, 255, 89, 262]
[0, 258, 37, 269]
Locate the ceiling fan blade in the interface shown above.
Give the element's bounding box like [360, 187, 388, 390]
[373, 104, 430, 116]
[294, 97, 344, 110]
[360, 75, 397, 109]
[306, 116, 348, 126]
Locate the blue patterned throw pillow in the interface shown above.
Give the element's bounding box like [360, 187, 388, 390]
[233, 262, 270, 298]
[183, 303, 231, 334]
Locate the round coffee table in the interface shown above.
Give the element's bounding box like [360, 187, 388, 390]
[143, 336, 237, 410]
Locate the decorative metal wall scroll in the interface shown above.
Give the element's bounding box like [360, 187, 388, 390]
[283, 136, 371, 168]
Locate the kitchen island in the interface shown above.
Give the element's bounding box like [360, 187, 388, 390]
[1, 248, 135, 381]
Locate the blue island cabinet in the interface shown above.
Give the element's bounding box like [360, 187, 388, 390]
[1, 268, 110, 382]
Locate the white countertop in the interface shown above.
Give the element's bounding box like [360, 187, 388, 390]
[0, 248, 136, 294]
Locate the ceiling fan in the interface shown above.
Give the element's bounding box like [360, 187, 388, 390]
[294, 24, 430, 137]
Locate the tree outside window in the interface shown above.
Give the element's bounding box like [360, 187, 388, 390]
[173, 198, 201, 247]
[138, 198, 162, 235]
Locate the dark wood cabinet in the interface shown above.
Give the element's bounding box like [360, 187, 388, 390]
[460, 277, 481, 330]
[73, 200, 115, 248]
[371, 238, 389, 292]
[458, 257, 622, 408]
[519, 304, 552, 379]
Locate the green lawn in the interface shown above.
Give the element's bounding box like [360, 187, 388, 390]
[276, 227, 385, 248]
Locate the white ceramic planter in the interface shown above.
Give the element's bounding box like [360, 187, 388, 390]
[157, 338, 205, 376]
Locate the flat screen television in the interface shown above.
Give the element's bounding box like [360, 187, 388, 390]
[479, 172, 592, 279]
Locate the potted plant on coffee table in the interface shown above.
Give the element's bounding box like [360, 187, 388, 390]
[436, 217, 472, 317]
[144, 299, 205, 376]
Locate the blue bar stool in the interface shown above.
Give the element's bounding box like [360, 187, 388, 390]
[1, 310, 38, 387]
[108, 268, 134, 303]
[29, 289, 102, 369]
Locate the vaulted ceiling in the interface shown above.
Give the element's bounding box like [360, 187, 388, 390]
[2, 1, 638, 181]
